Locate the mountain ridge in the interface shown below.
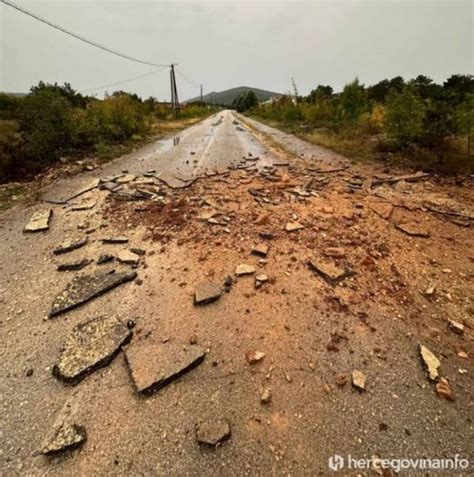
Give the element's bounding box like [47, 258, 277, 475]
[186, 86, 281, 105]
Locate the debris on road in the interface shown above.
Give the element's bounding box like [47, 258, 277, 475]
[97, 254, 114, 265]
[351, 370, 366, 391]
[246, 351, 266, 364]
[420, 344, 441, 381]
[194, 282, 223, 305]
[124, 340, 205, 393]
[66, 178, 100, 201]
[196, 419, 231, 446]
[49, 271, 137, 317]
[41, 423, 87, 455]
[52, 315, 131, 382]
[335, 374, 348, 387]
[53, 237, 88, 255]
[71, 201, 96, 211]
[23, 209, 52, 233]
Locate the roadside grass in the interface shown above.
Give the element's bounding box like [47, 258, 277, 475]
[0, 183, 27, 212]
[249, 115, 474, 175]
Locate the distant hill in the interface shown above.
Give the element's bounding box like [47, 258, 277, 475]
[186, 86, 281, 106]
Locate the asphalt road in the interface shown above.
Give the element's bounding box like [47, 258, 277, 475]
[0, 111, 472, 476]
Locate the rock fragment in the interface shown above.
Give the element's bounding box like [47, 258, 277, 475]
[246, 351, 266, 364]
[42, 423, 86, 455]
[419, 344, 440, 381]
[194, 282, 223, 305]
[124, 340, 205, 393]
[53, 316, 131, 382]
[435, 377, 455, 401]
[102, 237, 129, 244]
[285, 221, 304, 232]
[308, 259, 356, 286]
[196, 419, 231, 446]
[53, 238, 88, 255]
[351, 370, 366, 391]
[369, 202, 393, 220]
[335, 373, 347, 387]
[251, 244, 268, 257]
[117, 250, 140, 266]
[323, 247, 346, 258]
[97, 254, 114, 265]
[71, 201, 96, 211]
[395, 223, 430, 238]
[57, 258, 92, 272]
[24, 209, 52, 233]
[49, 271, 137, 317]
[235, 264, 256, 276]
[260, 388, 272, 404]
[448, 319, 464, 335]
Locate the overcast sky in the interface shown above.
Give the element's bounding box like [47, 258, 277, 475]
[0, 0, 472, 100]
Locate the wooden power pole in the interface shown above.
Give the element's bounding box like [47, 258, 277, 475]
[170, 64, 180, 117]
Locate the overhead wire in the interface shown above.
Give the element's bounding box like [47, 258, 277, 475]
[1, 0, 170, 67]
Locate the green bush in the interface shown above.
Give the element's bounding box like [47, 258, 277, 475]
[19, 90, 73, 166]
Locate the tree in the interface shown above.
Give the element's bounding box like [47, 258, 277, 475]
[455, 93, 474, 154]
[19, 90, 73, 165]
[340, 78, 368, 123]
[385, 85, 426, 145]
[367, 79, 391, 102]
[307, 85, 333, 103]
[443, 74, 474, 105]
[30, 81, 87, 108]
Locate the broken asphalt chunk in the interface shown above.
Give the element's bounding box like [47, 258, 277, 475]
[196, 419, 231, 447]
[53, 315, 131, 383]
[251, 243, 268, 257]
[194, 282, 223, 305]
[124, 340, 205, 394]
[49, 271, 137, 317]
[41, 423, 87, 455]
[97, 254, 114, 265]
[246, 350, 266, 364]
[24, 209, 52, 233]
[53, 238, 88, 255]
[419, 344, 440, 381]
[67, 178, 100, 201]
[308, 259, 356, 286]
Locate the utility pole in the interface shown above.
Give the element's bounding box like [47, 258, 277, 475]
[170, 63, 180, 117]
[200, 84, 203, 105]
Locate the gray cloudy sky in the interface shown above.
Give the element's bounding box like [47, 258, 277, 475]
[1, 0, 472, 100]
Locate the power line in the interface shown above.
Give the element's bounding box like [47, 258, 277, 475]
[1, 0, 169, 68]
[176, 69, 200, 87]
[81, 66, 168, 93]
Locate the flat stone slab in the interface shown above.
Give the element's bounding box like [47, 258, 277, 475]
[124, 340, 206, 393]
[66, 178, 100, 201]
[419, 344, 440, 381]
[71, 201, 96, 211]
[285, 221, 304, 232]
[196, 419, 231, 446]
[117, 250, 140, 266]
[49, 271, 137, 317]
[101, 237, 129, 244]
[53, 316, 131, 382]
[57, 258, 92, 272]
[395, 223, 430, 238]
[24, 209, 52, 233]
[156, 172, 191, 189]
[308, 259, 356, 286]
[235, 264, 256, 276]
[53, 238, 88, 255]
[194, 282, 222, 305]
[42, 423, 87, 455]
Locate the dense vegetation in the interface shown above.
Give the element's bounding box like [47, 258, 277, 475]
[251, 75, 473, 173]
[0, 82, 211, 182]
[232, 90, 259, 112]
